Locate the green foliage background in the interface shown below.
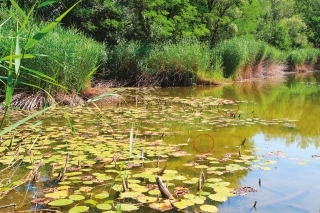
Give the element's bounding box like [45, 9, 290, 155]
[1, 0, 320, 91]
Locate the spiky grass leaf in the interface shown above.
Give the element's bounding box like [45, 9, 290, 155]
[24, 0, 81, 50]
[9, 0, 27, 20]
[38, 0, 59, 8]
[0, 105, 54, 136]
[129, 125, 134, 158]
[5, 41, 14, 107]
[20, 66, 67, 91]
[0, 54, 47, 61]
[87, 93, 118, 102]
[0, 17, 12, 28]
[14, 23, 21, 75]
[65, 114, 76, 138]
[76, 66, 99, 94]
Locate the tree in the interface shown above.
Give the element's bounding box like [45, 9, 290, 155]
[233, 0, 262, 38]
[191, 0, 242, 47]
[256, 0, 309, 49]
[295, 0, 320, 47]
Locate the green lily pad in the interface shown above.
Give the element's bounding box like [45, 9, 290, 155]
[119, 191, 141, 199]
[137, 195, 158, 203]
[119, 203, 138, 211]
[191, 196, 205, 204]
[69, 194, 85, 201]
[200, 204, 218, 213]
[95, 192, 109, 199]
[209, 193, 228, 202]
[97, 203, 112, 210]
[172, 200, 191, 209]
[148, 189, 160, 196]
[48, 199, 73, 206]
[69, 205, 89, 213]
[85, 199, 97, 206]
[45, 190, 68, 199]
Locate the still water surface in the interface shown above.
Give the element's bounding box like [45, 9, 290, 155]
[1, 72, 320, 212]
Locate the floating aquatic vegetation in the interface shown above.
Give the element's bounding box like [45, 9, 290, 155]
[0, 88, 291, 212]
[232, 186, 257, 196]
[200, 204, 218, 213]
[48, 198, 74, 206]
[69, 205, 89, 213]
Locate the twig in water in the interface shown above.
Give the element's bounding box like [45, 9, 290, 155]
[241, 138, 246, 146]
[59, 153, 69, 181]
[122, 176, 128, 191]
[200, 169, 206, 183]
[253, 201, 257, 209]
[0, 203, 16, 209]
[157, 164, 167, 176]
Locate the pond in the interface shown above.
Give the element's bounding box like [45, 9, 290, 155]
[0, 72, 320, 213]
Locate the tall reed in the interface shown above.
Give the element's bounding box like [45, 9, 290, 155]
[286, 48, 320, 71]
[140, 39, 210, 86]
[212, 37, 285, 79]
[0, 0, 80, 125]
[0, 7, 105, 94]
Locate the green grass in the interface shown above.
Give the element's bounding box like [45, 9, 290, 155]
[0, 6, 105, 94]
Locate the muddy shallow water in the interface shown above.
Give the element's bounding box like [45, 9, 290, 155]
[1, 72, 320, 213]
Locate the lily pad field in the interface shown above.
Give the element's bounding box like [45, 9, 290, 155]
[1, 73, 320, 213]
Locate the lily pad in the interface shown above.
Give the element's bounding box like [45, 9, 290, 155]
[69, 206, 89, 213]
[95, 192, 110, 199]
[69, 194, 85, 201]
[119, 191, 141, 199]
[172, 200, 192, 209]
[85, 199, 97, 206]
[149, 200, 173, 211]
[45, 190, 68, 199]
[137, 195, 158, 203]
[119, 203, 138, 211]
[48, 199, 74, 206]
[97, 203, 112, 210]
[200, 204, 218, 213]
[208, 193, 228, 202]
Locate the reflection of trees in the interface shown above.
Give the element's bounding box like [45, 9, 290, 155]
[192, 73, 320, 148]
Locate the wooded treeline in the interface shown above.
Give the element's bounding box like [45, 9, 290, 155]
[8, 0, 320, 50]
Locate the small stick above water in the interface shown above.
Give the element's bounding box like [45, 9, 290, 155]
[157, 164, 167, 176]
[241, 138, 246, 146]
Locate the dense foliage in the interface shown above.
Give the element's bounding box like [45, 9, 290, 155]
[8, 0, 320, 50]
[1, 0, 320, 104]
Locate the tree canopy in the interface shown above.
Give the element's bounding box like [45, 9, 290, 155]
[5, 0, 319, 49]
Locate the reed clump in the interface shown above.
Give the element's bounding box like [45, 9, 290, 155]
[211, 37, 286, 80]
[104, 40, 214, 86]
[285, 48, 320, 72]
